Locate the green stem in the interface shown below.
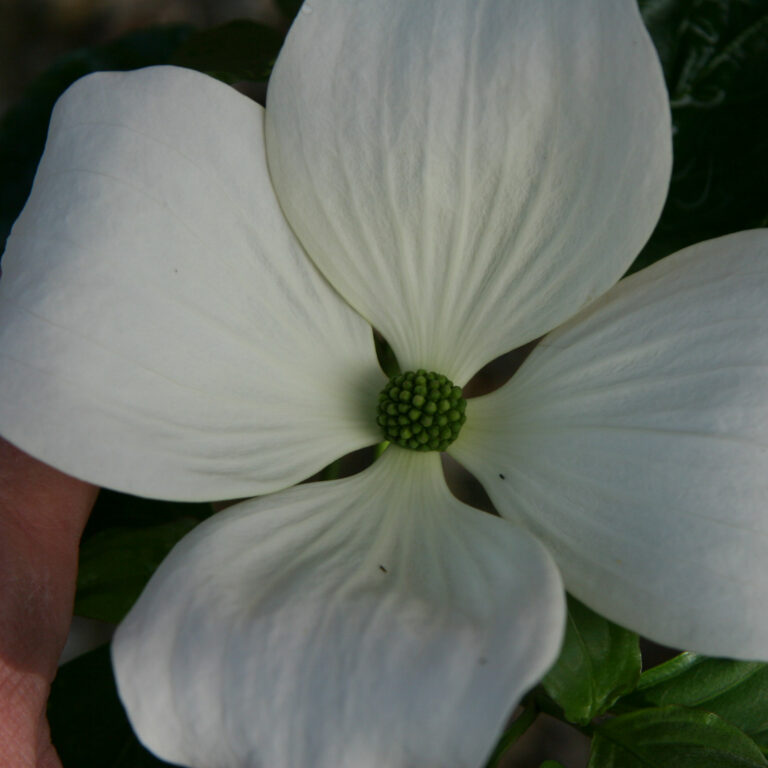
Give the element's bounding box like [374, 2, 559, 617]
[373, 441, 389, 460]
[484, 703, 539, 768]
[318, 458, 341, 481]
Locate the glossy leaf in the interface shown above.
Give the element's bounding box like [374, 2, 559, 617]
[542, 596, 641, 725]
[75, 518, 199, 623]
[49, 646, 180, 767]
[170, 20, 283, 83]
[621, 652, 768, 752]
[589, 707, 768, 768]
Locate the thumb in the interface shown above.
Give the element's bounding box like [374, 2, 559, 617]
[0, 435, 97, 767]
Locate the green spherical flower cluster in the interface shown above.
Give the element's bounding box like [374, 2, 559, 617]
[376, 369, 467, 451]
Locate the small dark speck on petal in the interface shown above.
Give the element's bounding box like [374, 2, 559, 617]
[498, 473, 505, 480]
[379, 565, 388, 573]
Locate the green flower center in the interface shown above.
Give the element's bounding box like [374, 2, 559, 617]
[376, 369, 467, 452]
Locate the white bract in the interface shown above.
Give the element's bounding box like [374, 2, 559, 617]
[0, 1, 767, 767]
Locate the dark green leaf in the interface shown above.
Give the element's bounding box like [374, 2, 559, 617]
[634, 0, 768, 271]
[542, 596, 641, 725]
[589, 707, 767, 768]
[620, 652, 768, 752]
[540, 762, 567, 768]
[49, 646, 180, 767]
[75, 518, 199, 623]
[83, 489, 211, 541]
[0, 24, 194, 253]
[170, 19, 283, 84]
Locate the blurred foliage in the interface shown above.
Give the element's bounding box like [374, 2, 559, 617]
[83, 488, 211, 540]
[0, 24, 194, 251]
[76, 518, 201, 623]
[170, 19, 283, 82]
[274, 0, 304, 23]
[633, 0, 768, 270]
[0, 18, 285, 251]
[75, 490, 211, 622]
[49, 646, 180, 767]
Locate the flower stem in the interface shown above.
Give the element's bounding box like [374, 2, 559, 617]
[373, 441, 389, 460]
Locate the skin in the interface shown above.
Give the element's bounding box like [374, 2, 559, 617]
[0, 436, 97, 768]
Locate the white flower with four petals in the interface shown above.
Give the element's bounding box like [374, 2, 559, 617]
[1, 1, 767, 767]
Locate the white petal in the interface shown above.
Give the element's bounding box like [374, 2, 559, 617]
[452, 230, 768, 660]
[265, 0, 671, 384]
[112, 447, 564, 768]
[0, 66, 383, 501]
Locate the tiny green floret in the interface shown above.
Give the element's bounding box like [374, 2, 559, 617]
[376, 369, 467, 451]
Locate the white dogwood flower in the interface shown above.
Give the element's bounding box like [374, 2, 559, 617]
[1, 1, 767, 767]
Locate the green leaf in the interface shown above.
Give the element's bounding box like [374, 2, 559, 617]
[49, 646, 180, 767]
[83, 489, 211, 540]
[75, 518, 199, 623]
[542, 596, 641, 725]
[540, 762, 567, 768]
[589, 707, 767, 768]
[0, 24, 194, 253]
[620, 652, 768, 752]
[170, 19, 284, 84]
[634, 0, 768, 271]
